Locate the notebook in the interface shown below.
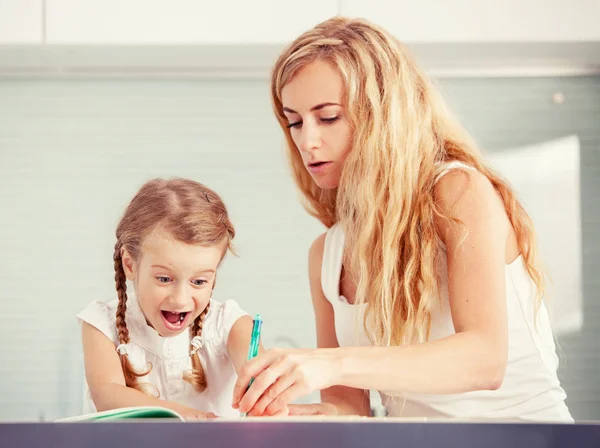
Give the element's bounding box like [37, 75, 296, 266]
[58, 406, 185, 422]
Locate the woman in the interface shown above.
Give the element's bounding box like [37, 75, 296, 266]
[233, 16, 572, 422]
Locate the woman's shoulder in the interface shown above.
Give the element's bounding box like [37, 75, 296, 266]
[433, 160, 498, 211]
[312, 223, 346, 257]
[310, 232, 328, 258]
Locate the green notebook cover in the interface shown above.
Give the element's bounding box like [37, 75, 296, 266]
[58, 406, 185, 422]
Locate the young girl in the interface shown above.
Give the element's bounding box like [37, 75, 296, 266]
[77, 178, 256, 420]
[232, 17, 573, 422]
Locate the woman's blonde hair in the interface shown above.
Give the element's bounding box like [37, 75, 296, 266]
[271, 16, 544, 345]
[114, 178, 235, 394]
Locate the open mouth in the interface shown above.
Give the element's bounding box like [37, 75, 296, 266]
[307, 161, 332, 173]
[160, 310, 190, 330]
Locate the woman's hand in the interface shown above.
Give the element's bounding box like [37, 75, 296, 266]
[287, 403, 339, 416]
[231, 348, 339, 416]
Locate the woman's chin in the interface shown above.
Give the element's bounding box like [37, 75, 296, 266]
[312, 176, 339, 190]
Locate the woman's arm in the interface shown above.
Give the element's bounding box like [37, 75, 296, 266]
[307, 234, 370, 417]
[234, 234, 371, 417]
[329, 168, 510, 393]
[232, 168, 511, 414]
[82, 322, 216, 420]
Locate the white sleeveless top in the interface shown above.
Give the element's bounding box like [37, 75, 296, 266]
[76, 295, 247, 418]
[321, 162, 572, 422]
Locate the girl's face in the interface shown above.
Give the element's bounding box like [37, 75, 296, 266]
[122, 228, 224, 337]
[281, 59, 353, 190]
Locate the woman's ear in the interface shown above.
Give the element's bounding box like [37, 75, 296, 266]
[121, 247, 136, 281]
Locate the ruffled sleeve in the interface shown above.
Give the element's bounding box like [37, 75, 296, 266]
[76, 300, 119, 345]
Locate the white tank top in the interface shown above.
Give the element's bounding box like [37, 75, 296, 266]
[321, 162, 573, 422]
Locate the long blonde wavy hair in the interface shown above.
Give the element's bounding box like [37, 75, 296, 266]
[271, 16, 544, 346]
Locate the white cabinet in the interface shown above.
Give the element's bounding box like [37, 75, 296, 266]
[45, 0, 338, 44]
[340, 0, 600, 43]
[1, 0, 598, 74]
[0, 0, 43, 43]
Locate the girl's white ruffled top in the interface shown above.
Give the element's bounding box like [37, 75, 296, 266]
[76, 295, 247, 417]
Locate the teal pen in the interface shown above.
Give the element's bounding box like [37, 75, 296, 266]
[241, 314, 262, 417]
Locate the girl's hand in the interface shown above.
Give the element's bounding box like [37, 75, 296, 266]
[174, 405, 219, 421]
[231, 348, 339, 417]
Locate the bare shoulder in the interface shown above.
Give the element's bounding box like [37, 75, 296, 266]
[433, 166, 510, 248]
[309, 232, 327, 259]
[433, 167, 498, 213]
[308, 232, 328, 272]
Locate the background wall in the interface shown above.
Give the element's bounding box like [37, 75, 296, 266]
[0, 75, 598, 421]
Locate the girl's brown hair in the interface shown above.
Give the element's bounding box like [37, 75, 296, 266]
[114, 178, 235, 394]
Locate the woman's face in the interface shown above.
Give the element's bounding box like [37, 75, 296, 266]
[281, 60, 353, 190]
